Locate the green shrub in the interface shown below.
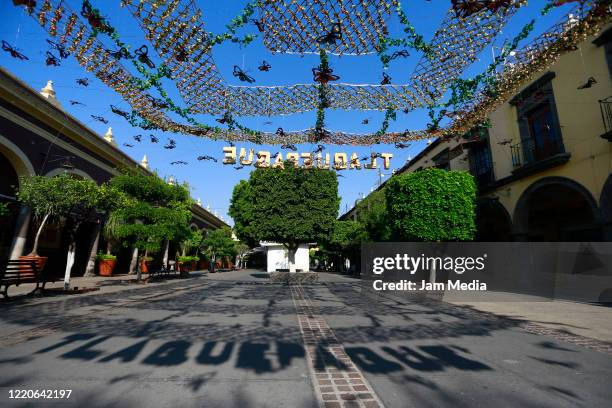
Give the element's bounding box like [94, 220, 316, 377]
[95, 252, 116, 261]
[385, 168, 477, 241]
[178, 255, 199, 263]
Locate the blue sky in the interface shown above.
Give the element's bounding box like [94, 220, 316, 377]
[0, 1, 572, 222]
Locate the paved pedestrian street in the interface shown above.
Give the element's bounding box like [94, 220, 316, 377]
[0, 270, 611, 408]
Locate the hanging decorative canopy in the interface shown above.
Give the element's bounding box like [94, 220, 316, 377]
[12, 0, 612, 145]
[258, 0, 392, 55]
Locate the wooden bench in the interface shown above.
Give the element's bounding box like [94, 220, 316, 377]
[148, 267, 180, 281]
[1, 259, 48, 298]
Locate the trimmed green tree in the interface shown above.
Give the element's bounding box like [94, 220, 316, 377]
[109, 172, 192, 280]
[17, 173, 102, 288]
[323, 220, 368, 273]
[385, 168, 477, 241]
[354, 189, 391, 242]
[230, 164, 340, 272]
[203, 226, 236, 270]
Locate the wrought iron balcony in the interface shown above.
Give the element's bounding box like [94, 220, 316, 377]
[511, 136, 566, 168]
[600, 96, 612, 141]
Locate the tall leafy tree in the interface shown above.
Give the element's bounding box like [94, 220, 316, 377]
[109, 172, 192, 280]
[228, 180, 258, 247]
[84, 183, 132, 277]
[232, 164, 340, 272]
[385, 168, 477, 241]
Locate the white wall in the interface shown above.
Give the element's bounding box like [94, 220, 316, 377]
[265, 244, 310, 272]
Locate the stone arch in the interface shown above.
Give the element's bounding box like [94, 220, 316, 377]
[514, 177, 601, 241]
[0, 134, 36, 257]
[475, 197, 513, 241]
[44, 167, 95, 181]
[0, 134, 36, 187]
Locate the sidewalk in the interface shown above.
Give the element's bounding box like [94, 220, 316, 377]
[450, 295, 612, 343]
[2, 271, 208, 300]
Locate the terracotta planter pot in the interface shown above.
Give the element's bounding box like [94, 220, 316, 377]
[19, 255, 48, 275]
[98, 259, 116, 277]
[140, 260, 150, 274]
[191, 261, 197, 270]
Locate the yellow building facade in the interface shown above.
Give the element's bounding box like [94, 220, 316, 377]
[344, 24, 612, 241]
[478, 23, 612, 241]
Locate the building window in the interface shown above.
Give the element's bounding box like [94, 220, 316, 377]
[524, 102, 563, 161]
[510, 72, 565, 167]
[464, 127, 494, 186]
[469, 141, 494, 186]
[432, 148, 450, 170]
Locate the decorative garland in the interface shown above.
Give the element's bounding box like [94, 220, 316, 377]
[376, 107, 397, 137]
[423, 2, 549, 135]
[377, 0, 432, 67]
[205, 0, 261, 48]
[13, 0, 609, 146]
[78, 1, 262, 138]
[315, 47, 330, 133]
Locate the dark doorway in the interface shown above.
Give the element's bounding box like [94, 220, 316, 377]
[514, 178, 601, 241]
[0, 151, 20, 259]
[475, 198, 513, 241]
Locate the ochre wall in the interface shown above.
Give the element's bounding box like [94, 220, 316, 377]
[484, 24, 612, 221]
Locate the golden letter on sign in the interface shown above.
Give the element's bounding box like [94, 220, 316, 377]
[316, 153, 330, 169]
[272, 153, 284, 169]
[223, 146, 236, 164]
[286, 153, 299, 168]
[365, 154, 378, 169]
[349, 153, 361, 170]
[301, 153, 313, 169]
[255, 151, 270, 168]
[334, 153, 348, 170]
[239, 148, 254, 165]
[381, 153, 393, 170]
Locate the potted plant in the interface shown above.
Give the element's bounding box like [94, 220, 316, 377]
[177, 255, 193, 272]
[96, 252, 117, 276]
[140, 255, 153, 274]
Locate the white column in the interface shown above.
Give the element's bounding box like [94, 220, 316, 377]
[9, 204, 31, 259]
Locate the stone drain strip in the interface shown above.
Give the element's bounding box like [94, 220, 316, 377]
[290, 284, 385, 408]
[520, 322, 612, 355]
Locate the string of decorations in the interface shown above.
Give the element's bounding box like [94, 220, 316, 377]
[443, 0, 612, 139]
[77, 0, 262, 139]
[205, 0, 261, 48]
[425, 15, 539, 134]
[377, 0, 432, 68]
[122, 0, 518, 116]
[11, 0, 610, 146]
